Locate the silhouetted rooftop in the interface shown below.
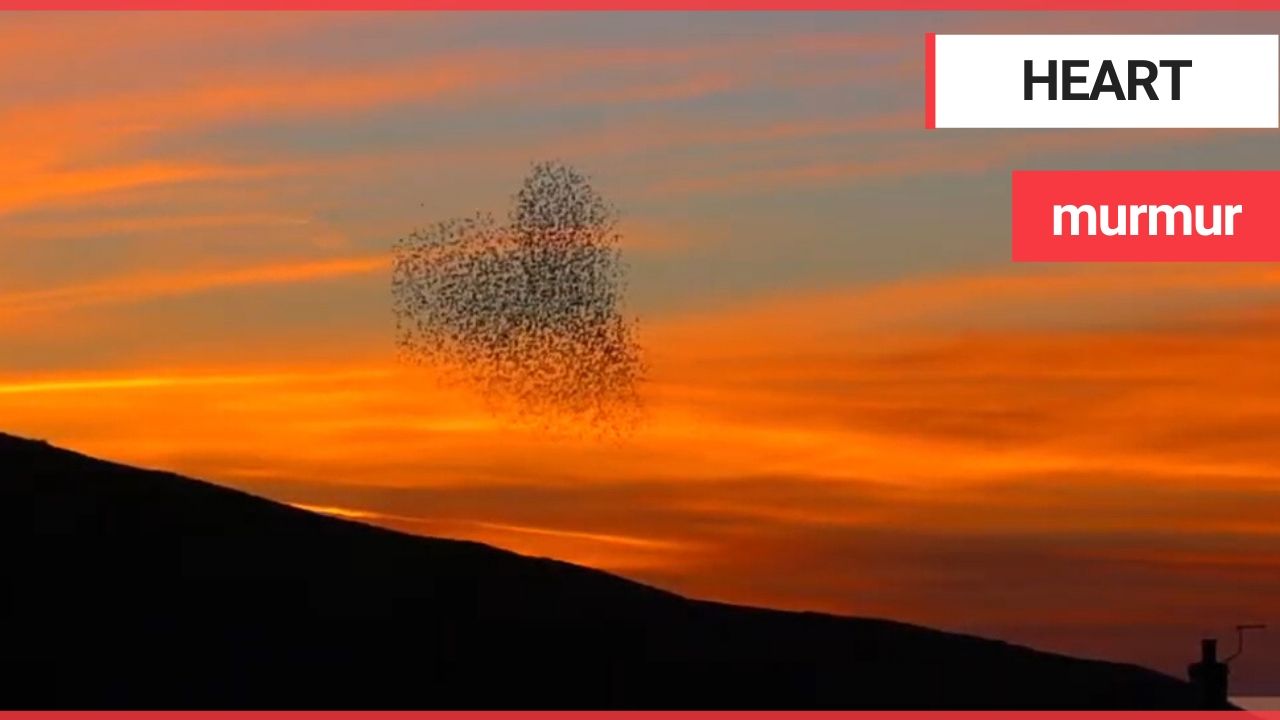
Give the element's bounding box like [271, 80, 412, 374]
[0, 432, 1205, 710]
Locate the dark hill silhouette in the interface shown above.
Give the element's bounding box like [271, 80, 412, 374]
[0, 432, 1202, 709]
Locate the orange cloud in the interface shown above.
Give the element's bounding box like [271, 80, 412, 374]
[0, 367, 390, 397]
[648, 128, 1229, 196]
[0, 22, 922, 223]
[0, 13, 342, 82]
[0, 162, 280, 217]
[0, 63, 482, 212]
[652, 264, 1280, 356]
[0, 254, 388, 320]
[0, 212, 314, 243]
[292, 501, 686, 570]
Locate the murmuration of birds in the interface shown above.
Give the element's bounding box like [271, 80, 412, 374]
[392, 162, 644, 433]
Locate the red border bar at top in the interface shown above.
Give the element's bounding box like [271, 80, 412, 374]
[8, 0, 1280, 8]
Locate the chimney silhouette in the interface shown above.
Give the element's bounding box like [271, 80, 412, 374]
[1187, 638, 1230, 709]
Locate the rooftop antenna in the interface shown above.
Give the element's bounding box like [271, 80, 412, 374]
[1188, 625, 1266, 709]
[1225, 624, 1266, 664]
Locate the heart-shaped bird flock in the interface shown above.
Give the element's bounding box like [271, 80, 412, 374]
[393, 162, 644, 433]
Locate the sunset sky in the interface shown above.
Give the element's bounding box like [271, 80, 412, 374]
[2, 11, 1279, 694]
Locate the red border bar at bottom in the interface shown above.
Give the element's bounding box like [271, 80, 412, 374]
[0, 707, 1264, 712]
[7, 0, 1280, 8]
